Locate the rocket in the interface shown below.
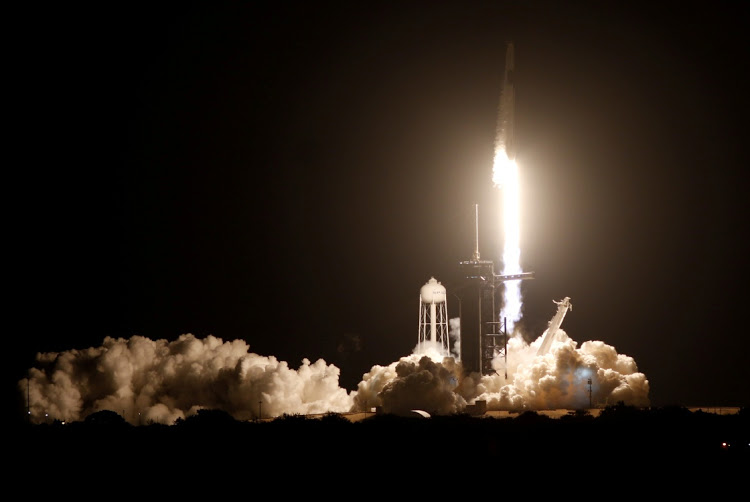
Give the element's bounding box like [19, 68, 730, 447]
[497, 41, 515, 160]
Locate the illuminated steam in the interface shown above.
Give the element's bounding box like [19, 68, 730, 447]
[20, 319, 649, 424]
[20, 334, 355, 424]
[470, 330, 650, 410]
[357, 323, 650, 414]
[352, 352, 466, 416]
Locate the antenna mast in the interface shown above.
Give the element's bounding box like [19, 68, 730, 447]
[472, 203, 480, 261]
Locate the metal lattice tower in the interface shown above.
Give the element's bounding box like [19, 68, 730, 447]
[457, 204, 535, 376]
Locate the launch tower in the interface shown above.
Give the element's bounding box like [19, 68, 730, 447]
[457, 205, 534, 376]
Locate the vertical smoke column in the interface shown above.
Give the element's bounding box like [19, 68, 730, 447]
[492, 42, 523, 332]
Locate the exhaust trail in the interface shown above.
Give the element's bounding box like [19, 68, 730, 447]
[493, 41, 524, 333]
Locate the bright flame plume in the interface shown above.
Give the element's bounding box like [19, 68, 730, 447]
[493, 147, 522, 332]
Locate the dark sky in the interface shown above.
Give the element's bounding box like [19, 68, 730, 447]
[11, 1, 750, 408]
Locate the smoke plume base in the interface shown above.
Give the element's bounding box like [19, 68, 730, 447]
[20, 323, 649, 424]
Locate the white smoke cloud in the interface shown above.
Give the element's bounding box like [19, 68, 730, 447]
[20, 324, 649, 424]
[352, 352, 466, 415]
[462, 330, 650, 410]
[449, 317, 461, 356]
[21, 334, 355, 424]
[349, 327, 649, 415]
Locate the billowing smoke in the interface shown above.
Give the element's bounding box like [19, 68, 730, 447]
[20, 334, 355, 424]
[21, 318, 648, 424]
[352, 353, 466, 416]
[352, 325, 649, 415]
[464, 330, 650, 410]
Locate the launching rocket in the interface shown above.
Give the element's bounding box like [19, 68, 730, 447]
[497, 42, 515, 160]
[458, 41, 532, 377]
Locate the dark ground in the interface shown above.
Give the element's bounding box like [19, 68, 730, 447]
[13, 405, 749, 489]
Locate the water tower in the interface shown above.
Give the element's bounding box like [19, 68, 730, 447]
[418, 277, 450, 355]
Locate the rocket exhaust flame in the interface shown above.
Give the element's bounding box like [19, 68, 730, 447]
[493, 42, 524, 332]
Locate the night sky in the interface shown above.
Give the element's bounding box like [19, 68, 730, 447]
[11, 1, 750, 410]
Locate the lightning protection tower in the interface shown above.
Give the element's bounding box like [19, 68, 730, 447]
[418, 277, 450, 356]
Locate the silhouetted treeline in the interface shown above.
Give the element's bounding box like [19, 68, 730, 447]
[13, 404, 748, 484]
